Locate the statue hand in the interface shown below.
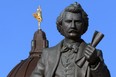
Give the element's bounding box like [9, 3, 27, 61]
[84, 45, 100, 65]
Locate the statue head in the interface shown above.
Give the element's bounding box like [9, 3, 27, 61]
[56, 2, 88, 39]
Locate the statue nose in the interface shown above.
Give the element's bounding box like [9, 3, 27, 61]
[71, 21, 75, 28]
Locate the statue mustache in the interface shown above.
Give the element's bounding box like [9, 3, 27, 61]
[68, 29, 78, 33]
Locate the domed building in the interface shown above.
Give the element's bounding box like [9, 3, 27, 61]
[7, 29, 48, 77]
[7, 6, 49, 77]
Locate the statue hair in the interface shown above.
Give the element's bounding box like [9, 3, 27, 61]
[56, 2, 89, 36]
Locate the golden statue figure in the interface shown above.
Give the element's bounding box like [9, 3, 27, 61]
[33, 6, 42, 29]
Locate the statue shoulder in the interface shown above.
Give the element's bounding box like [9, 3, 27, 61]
[43, 40, 63, 53]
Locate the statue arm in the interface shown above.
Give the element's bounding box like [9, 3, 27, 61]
[30, 49, 46, 77]
[90, 50, 111, 77]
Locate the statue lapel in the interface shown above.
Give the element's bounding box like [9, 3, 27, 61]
[48, 41, 63, 77]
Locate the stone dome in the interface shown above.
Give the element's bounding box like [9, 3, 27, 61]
[7, 29, 48, 77]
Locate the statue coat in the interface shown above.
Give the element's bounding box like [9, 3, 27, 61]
[30, 40, 110, 77]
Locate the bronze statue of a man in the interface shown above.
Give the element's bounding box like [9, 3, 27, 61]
[31, 2, 110, 77]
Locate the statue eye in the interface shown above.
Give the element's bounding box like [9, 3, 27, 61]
[75, 20, 82, 23]
[75, 20, 82, 24]
[65, 20, 72, 23]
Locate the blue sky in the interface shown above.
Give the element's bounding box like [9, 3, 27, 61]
[0, 0, 116, 77]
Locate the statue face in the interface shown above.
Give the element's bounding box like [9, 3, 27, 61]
[62, 12, 84, 39]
